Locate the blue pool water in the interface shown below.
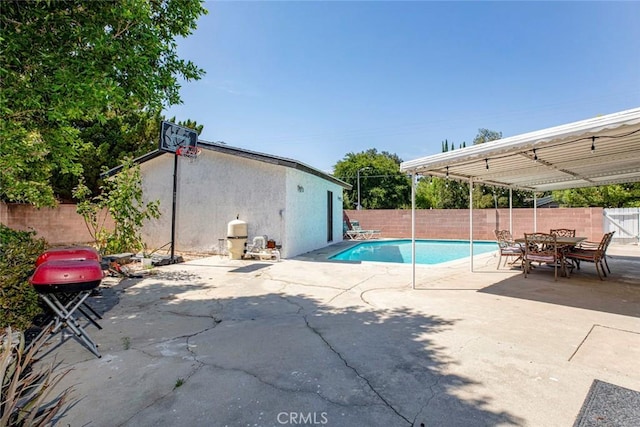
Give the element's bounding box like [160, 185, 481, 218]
[330, 239, 496, 265]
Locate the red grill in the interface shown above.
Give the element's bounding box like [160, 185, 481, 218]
[29, 248, 104, 358]
[30, 259, 103, 293]
[35, 246, 100, 266]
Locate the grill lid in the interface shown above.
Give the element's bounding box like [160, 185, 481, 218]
[30, 260, 103, 291]
[36, 246, 100, 267]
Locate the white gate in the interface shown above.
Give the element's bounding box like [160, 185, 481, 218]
[603, 208, 640, 244]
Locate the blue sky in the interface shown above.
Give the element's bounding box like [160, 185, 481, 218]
[163, 1, 640, 173]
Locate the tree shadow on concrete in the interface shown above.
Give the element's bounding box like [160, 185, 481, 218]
[33, 269, 211, 359]
[50, 270, 526, 427]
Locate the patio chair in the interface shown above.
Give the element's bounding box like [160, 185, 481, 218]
[550, 229, 577, 272]
[346, 220, 381, 240]
[550, 228, 576, 237]
[565, 231, 615, 280]
[523, 233, 560, 281]
[344, 220, 363, 240]
[494, 229, 524, 269]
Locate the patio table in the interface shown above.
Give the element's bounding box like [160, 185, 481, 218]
[514, 236, 586, 246]
[515, 236, 587, 277]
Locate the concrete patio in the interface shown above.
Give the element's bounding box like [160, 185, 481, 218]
[43, 243, 640, 426]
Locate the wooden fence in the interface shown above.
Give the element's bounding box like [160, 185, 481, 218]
[603, 208, 640, 244]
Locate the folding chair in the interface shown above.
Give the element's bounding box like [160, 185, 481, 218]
[29, 259, 103, 358]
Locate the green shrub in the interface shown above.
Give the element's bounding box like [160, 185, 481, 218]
[0, 225, 47, 330]
[74, 158, 160, 255]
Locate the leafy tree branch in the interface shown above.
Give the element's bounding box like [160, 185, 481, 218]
[1, 0, 207, 206]
[74, 159, 160, 254]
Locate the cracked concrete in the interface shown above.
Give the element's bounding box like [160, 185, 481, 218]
[42, 243, 640, 426]
[302, 313, 412, 425]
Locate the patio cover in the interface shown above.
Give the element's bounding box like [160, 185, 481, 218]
[399, 107, 640, 288]
[399, 107, 640, 191]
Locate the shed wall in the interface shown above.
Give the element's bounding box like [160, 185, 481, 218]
[139, 151, 345, 258]
[283, 168, 344, 257]
[140, 151, 288, 255]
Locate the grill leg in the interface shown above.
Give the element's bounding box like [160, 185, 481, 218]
[38, 292, 101, 358]
[82, 300, 103, 320]
[78, 306, 102, 330]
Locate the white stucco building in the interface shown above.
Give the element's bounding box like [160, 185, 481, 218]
[110, 141, 351, 259]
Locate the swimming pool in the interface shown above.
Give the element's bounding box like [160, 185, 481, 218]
[330, 239, 496, 265]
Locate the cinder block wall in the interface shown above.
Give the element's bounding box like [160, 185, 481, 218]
[2, 202, 604, 247]
[345, 208, 604, 241]
[1, 203, 113, 246]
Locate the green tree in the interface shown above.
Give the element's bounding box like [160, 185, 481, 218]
[415, 176, 531, 209]
[1, 0, 207, 207]
[0, 225, 47, 330]
[333, 149, 411, 209]
[54, 113, 204, 200]
[416, 176, 468, 209]
[473, 128, 503, 145]
[415, 135, 476, 209]
[552, 184, 640, 208]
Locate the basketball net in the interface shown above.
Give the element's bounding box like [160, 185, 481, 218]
[176, 146, 202, 163]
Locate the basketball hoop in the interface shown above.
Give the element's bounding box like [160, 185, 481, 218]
[176, 145, 202, 163]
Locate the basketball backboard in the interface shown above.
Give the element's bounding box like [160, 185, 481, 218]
[159, 121, 198, 153]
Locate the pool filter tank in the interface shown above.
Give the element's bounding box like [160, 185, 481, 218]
[227, 217, 248, 260]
